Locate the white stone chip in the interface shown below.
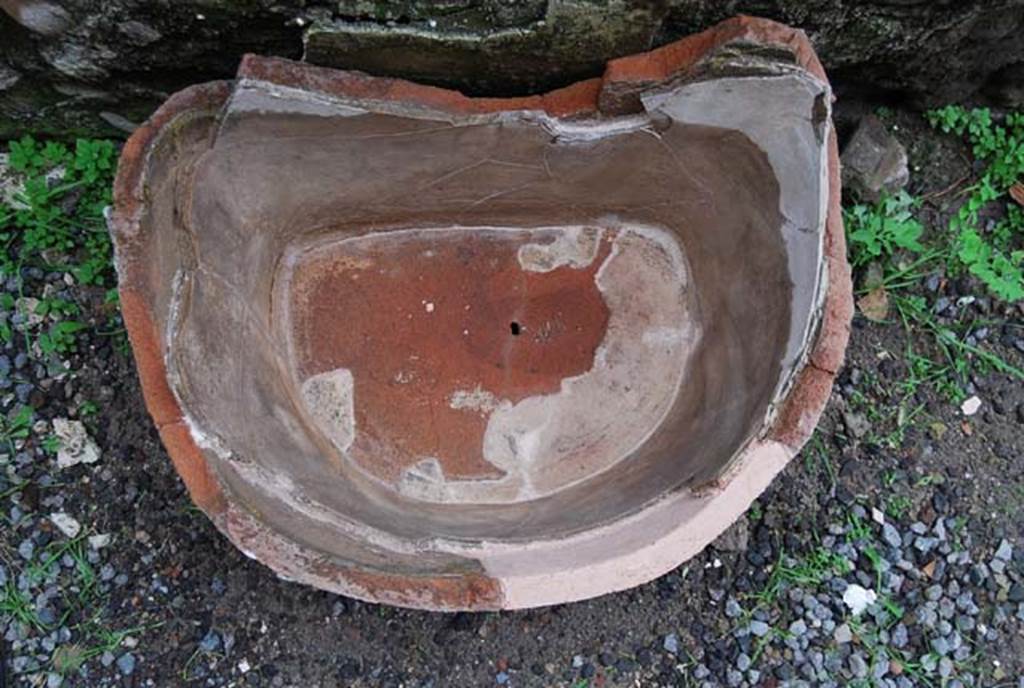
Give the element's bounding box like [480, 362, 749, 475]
[53, 418, 101, 468]
[842, 583, 877, 616]
[49, 512, 82, 538]
[960, 396, 982, 416]
[88, 533, 112, 549]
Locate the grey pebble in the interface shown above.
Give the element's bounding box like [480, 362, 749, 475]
[849, 653, 869, 678]
[662, 633, 678, 655]
[116, 653, 136, 675]
[931, 636, 951, 656]
[1008, 583, 1024, 603]
[749, 620, 770, 637]
[872, 656, 889, 679]
[199, 630, 221, 652]
[14, 383, 31, 404]
[882, 523, 902, 549]
[916, 605, 938, 628]
[36, 607, 56, 626]
[834, 623, 852, 644]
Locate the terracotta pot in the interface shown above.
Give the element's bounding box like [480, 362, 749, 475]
[112, 15, 852, 610]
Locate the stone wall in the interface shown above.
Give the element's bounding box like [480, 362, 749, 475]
[2, 0, 1023, 138]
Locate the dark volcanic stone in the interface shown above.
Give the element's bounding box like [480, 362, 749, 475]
[3, 1, 1024, 138]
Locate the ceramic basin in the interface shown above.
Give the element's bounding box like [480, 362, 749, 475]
[112, 16, 852, 610]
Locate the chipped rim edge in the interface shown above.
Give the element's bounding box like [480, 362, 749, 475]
[111, 15, 853, 611]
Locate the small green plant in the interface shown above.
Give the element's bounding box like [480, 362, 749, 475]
[748, 501, 763, 523]
[839, 108, 1024, 406]
[3, 134, 117, 288]
[928, 106, 1024, 300]
[885, 495, 913, 520]
[0, 405, 33, 453]
[37, 319, 87, 356]
[846, 513, 873, 543]
[42, 433, 62, 454]
[845, 191, 925, 269]
[752, 546, 852, 608]
[0, 578, 44, 630]
[803, 432, 837, 491]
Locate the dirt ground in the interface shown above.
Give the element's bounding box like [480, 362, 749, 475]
[2, 106, 1023, 687]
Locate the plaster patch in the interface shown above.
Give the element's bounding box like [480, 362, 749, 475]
[300, 368, 356, 453]
[449, 386, 506, 415]
[517, 225, 601, 272]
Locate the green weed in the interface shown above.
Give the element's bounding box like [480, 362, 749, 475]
[845, 191, 925, 269]
[927, 106, 1024, 300]
[803, 432, 837, 491]
[842, 108, 1024, 409]
[1, 135, 118, 362]
[752, 546, 852, 608]
[0, 405, 33, 453]
[0, 578, 45, 631]
[885, 495, 913, 520]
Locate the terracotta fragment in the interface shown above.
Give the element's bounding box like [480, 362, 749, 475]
[111, 16, 852, 610]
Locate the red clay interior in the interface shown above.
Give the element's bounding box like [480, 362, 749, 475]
[289, 229, 613, 483]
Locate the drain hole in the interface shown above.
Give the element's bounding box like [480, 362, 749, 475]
[510, 322, 521, 336]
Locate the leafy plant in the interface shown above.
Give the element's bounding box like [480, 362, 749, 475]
[0, 578, 44, 631]
[845, 191, 925, 268]
[842, 158, 1024, 403]
[42, 433, 62, 454]
[2, 135, 119, 366]
[1, 405, 33, 453]
[885, 495, 913, 520]
[3, 134, 117, 288]
[38, 319, 87, 356]
[928, 106, 1024, 300]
